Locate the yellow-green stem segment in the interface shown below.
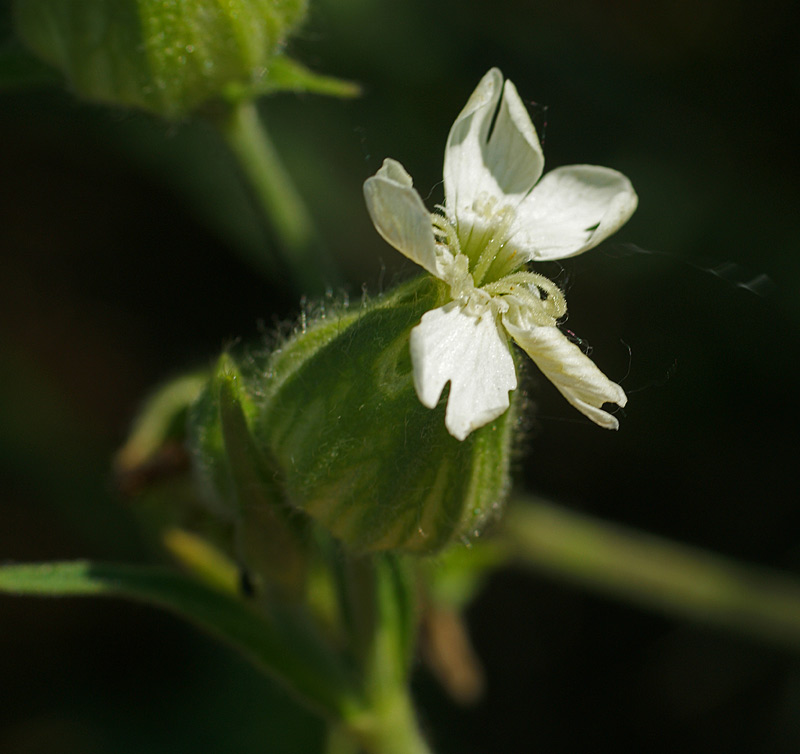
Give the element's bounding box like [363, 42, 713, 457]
[505, 496, 800, 649]
[344, 690, 433, 754]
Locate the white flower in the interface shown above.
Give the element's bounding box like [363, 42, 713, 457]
[364, 68, 637, 441]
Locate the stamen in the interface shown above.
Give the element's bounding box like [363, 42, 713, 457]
[504, 288, 558, 326]
[484, 272, 567, 318]
[484, 272, 568, 326]
[431, 212, 462, 256]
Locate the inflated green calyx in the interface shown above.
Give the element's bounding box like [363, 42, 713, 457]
[192, 276, 519, 554]
[14, 0, 309, 118]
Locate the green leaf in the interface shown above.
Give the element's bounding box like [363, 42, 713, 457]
[225, 56, 361, 102]
[257, 56, 361, 98]
[215, 357, 309, 598]
[0, 560, 364, 720]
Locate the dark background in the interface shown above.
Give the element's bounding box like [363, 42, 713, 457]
[2, 0, 800, 751]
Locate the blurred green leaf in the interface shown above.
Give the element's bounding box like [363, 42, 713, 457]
[216, 358, 309, 598]
[239, 56, 360, 99]
[0, 560, 364, 720]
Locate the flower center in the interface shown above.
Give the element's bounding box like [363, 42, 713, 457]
[457, 194, 526, 285]
[431, 194, 567, 327]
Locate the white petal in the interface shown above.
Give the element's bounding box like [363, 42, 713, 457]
[444, 69, 544, 223]
[509, 165, 638, 262]
[364, 158, 440, 277]
[410, 303, 517, 441]
[502, 316, 627, 429]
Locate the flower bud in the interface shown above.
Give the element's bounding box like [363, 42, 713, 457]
[188, 354, 307, 596]
[243, 275, 518, 554]
[114, 371, 207, 495]
[13, 0, 308, 119]
[187, 354, 257, 518]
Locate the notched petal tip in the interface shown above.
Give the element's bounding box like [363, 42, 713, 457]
[573, 399, 622, 430]
[410, 304, 517, 441]
[591, 176, 638, 246]
[503, 318, 626, 430]
[364, 159, 440, 276]
[374, 157, 414, 187]
[445, 68, 545, 227]
[454, 68, 504, 129]
[510, 164, 638, 262]
[443, 69, 503, 214]
[486, 78, 545, 197]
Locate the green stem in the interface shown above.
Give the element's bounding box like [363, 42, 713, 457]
[324, 724, 360, 754]
[345, 690, 433, 754]
[216, 100, 339, 295]
[504, 497, 800, 649]
[332, 552, 431, 754]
